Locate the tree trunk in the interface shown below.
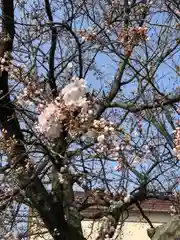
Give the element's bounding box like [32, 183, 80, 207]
[0, 1, 85, 239]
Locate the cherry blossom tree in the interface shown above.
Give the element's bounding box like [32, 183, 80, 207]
[0, 0, 180, 239]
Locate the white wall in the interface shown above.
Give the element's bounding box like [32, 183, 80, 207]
[28, 211, 171, 240]
[81, 211, 171, 240]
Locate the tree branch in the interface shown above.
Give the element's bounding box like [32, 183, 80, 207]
[44, 0, 58, 97]
[106, 94, 180, 113]
[0, 1, 85, 239]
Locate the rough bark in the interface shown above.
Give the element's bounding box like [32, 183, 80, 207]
[148, 216, 180, 240]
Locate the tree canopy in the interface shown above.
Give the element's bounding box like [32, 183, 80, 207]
[0, 0, 179, 239]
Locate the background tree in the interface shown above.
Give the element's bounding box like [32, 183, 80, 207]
[0, 0, 179, 239]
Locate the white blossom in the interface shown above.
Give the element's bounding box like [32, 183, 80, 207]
[97, 134, 105, 142]
[88, 109, 93, 115]
[61, 77, 87, 110]
[124, 194, 131, 203]
[67, 62, 73, 68]
[4, 232, 18, 240]
[104, 126, 109, 132]
[36, 103, 63, 138]
[36, 77, 89, 138]
[115, 146, 120, 151]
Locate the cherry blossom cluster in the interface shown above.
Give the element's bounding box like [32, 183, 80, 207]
[88, 118, 116, 139]
[17, 82, 43, 106]
[174, 126, 180, 160]
[36, 77, 128, 165]
[87, 118, 121, 153]
[36, 77, 132, 171]
[0, 137, 18, 156]
[36, 101, 67, 138]
[87, 119, 128, 169]
[170, 205, 177, 216]
[36, 77, 92, 138]
[86, 117, 145, 171]
[173, 105, 180, 160]
[0, 52, 12, 75]
[171, 191, 180, 215]
[114, 157, 122, 171]
[61, 77, 87, 110]
[77, 29, 97, 42]
[117, 26, 148, 55]
[114, 134, 152, 170]
[4, 231, 19, 240]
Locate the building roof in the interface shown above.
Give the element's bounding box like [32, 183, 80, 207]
[74, 191, 174, 215]
[132, 199, 172, 213]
